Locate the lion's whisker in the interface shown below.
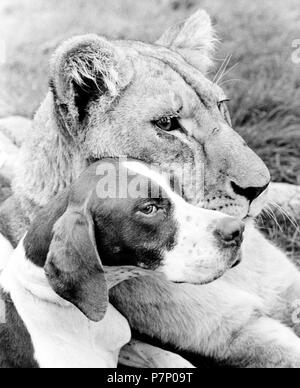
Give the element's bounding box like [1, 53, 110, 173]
[213, 54, 232, 84]
[262, 205, 284, 233]
[218, 78, 242, 86]
[269, 200, 299, 230]
[217, 62, 240, 85]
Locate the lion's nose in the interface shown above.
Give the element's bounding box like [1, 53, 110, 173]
[214, 217, 245, 246]
[231, 181, 270, 203]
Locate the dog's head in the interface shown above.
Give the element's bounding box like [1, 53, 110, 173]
[48, 10, 270, 220]
[24, 159, 245, 322]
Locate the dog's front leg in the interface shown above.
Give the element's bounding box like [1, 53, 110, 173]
[224, 317, 300, 368]
[119, 340, 195, 368]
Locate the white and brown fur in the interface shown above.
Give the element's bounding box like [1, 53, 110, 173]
[0, 240, 131, 368]
[0, 251, 192, 369]
[0, 159, 243, 368]
[0, 10, 299, 368]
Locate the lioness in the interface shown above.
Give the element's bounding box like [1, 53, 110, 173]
[1, 10, 300, 368]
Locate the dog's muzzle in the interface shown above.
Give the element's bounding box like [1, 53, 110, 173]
[214, 217, 245, 247]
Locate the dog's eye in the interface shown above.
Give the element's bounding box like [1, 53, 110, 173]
[154, 117, 181, 132]
[139, 204, 158, 216]
[218, 100, 232, 127]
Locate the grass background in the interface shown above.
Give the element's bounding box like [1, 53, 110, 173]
[0, 0, 299, 260]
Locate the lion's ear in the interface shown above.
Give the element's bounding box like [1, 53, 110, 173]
[156, 10, 216, 73]
[50, 35, 132, 136]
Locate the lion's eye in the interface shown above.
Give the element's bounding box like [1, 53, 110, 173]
[218, 100, 232, 127]
[154, 117, 181, 132]
[139, 204, 159, 216]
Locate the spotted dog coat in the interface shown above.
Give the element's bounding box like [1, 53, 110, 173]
[0, 159, 242, 368]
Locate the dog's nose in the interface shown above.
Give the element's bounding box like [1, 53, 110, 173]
[214, 218, 245, 246]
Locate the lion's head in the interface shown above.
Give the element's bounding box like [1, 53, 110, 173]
[24, 10, 270, 221]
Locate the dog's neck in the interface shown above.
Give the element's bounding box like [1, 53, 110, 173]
[0, 239, 131, 368]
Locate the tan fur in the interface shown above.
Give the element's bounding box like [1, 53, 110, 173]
[11, 11, 269, 224]
[0, 10, 298, 367]
[113, 224, 300, 367]
[156, 9, 217, 72]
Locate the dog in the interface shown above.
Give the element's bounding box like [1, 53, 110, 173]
[0, 159, 244, 368]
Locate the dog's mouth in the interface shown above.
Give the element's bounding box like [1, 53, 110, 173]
[172, 270, 227, 286]
[243, 214, 255, 221]
[230, 250, 243, 268]
[231, 258, 241, 269]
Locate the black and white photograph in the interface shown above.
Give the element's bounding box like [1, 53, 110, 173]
[0, 0, 300, 373]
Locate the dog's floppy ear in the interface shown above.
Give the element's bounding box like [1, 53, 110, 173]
[44, 207, 108, 322]
[156, 10, 216, 73]
[49, 34, 133, 136]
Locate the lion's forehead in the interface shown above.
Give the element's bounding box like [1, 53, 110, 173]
[119, 41, 224, 107]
